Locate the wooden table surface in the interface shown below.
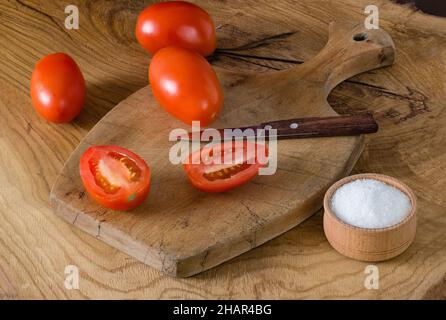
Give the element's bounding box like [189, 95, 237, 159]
[1, 0, 445, 299]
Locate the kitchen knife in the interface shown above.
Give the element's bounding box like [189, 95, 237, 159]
[181, 113, 378, 141]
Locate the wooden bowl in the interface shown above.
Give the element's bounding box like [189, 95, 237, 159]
[323, 173, 417, 262]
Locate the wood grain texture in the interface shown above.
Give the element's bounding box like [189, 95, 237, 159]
[50, 21, 394, 277]
[0, 0, 445, 298]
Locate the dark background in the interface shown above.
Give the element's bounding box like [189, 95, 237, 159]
[396, 0, 446, 17]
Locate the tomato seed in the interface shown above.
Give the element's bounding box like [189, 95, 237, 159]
[203, 163, 251, 181]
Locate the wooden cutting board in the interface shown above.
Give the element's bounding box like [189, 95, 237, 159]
[50, 22, 395, 277]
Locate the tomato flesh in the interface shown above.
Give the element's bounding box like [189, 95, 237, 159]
[203, 163, 251, 181]
[183, 141, 268, 193]
[80, 146, 150, 210]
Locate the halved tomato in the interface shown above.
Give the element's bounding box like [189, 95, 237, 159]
[79, 145, 151, 211]
[183, 141, 268, 193]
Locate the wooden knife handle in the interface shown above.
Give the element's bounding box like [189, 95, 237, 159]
[261, 114, 378, 139]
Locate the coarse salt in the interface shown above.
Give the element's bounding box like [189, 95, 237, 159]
[330, 178, 412, 229]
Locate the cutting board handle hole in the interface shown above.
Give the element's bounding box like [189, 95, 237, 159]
[353, 33, 368, 41]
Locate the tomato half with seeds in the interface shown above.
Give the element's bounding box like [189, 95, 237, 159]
[79, 146, 151, 211]
[183, 141, 268, 193]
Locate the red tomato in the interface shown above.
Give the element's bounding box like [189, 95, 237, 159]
[135, 1, 216, 56]
[183, 141, 268, 192]
[30, 53, 85, 123]
[149, 46, 223, 126]
[79, 146, 151, 211]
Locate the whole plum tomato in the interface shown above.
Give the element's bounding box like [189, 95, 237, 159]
[135, 1, 216, 56]
[149, 46, 223, 126]
[30, 53, 85, 123]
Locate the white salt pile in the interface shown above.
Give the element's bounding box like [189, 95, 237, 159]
[331, 178, 412, 229]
